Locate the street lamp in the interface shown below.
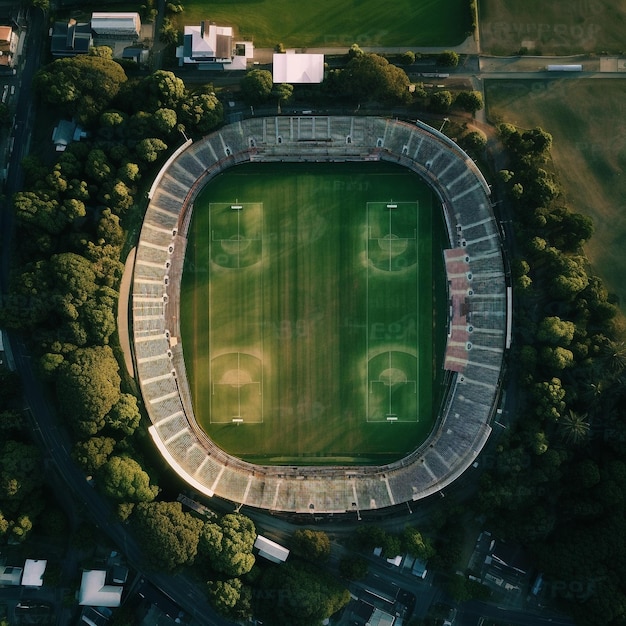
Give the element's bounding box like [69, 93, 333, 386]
[440, 117, 449, 132]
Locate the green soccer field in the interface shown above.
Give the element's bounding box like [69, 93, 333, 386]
[180, 162, 448, 465]
[176, 0, 471, 47]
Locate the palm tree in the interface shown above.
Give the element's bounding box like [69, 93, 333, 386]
[559, 409, 590, 446]
[601, 340, 626, 377]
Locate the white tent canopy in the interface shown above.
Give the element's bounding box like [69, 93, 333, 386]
[272, 53, 324, 84]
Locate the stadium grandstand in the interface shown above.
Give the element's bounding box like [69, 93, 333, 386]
[131, 116, 508, 514]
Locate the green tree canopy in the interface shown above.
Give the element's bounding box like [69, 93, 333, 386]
[256, 562, 350, 626]
[402, 527, 435, 560]
[430, 90, 453, 112]
[0, 440, 43, 510]
[455, 90, 483, 113]
[178, 92, 223, 135]
[437, 50, 459, 66]
[199, 513, 256, 576]
[133, 501, 204, 570]
[240, 69, 274, 104]
[100, 455, 159, 502]
[537, 316, 576, 346]
[56, 345, 121, 436]
[72, 436, 116, 474]
[135, 138, 168, 163]
[140, 70, 185, 111]
[341, 53, 411, 103]
[106, 393, 141, 436]
[34, 55, 127, 124]
[207, 578, 252, 620]
[291, 529, 331, 562]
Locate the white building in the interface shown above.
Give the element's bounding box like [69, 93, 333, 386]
[177, 21, 253, 70]
[22, 559, 46, 587]
[254, 535, 289, 563]
[91, 12, 141, 39]
[78, 570, 123, 607]
[272, 52, 324, 84]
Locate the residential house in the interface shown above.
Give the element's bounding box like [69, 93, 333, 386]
[50, 19, 92, 57]
[177, 20, 253, 70]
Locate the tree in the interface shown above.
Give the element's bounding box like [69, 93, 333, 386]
[455, 90, 483, 113]
[460, 130, 487, 152]
[256, 562, 350, 626]
[56, 345, 121, 436]
[73, 436, 116, 474]
[13, 190, 63, 235]
[133, 501, 203, 570]
[339, 556, 368, 580]
[353, 524, 387, 551]
[403, 527, 435, 560]
[540, 346, 574, 371]
[10, 514, 33, 543]
[85, 149, 114, 183]
[291, 529, 331, 562]
[159, 18, 179, 46]
[437, 50, 459, 67]
[273, 83, 294, 110]
[34, 56, 127, 124]
[537, 317, 576, 346]
[559, 410, 590, 446]
[152, 107, 178, 136]
[430, 90, 453, 113]
[106, 393, 141, 435]
[532, 377, 566, 421]
[341, 53, 411, 104]
[199, 513, 256, 576]
[347, 43, 363, 59]
[240, 69, 274, 104]
[100, 456, 159, 502]
[401, 50, 416, 65]
[0, 440, 43, 508]
[207, 578, 252, 620]
[178, 92, 223, 135]
[135, 138, 168, 163]
[141, 71, 185, 111]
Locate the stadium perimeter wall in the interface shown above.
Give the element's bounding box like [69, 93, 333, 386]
[131, 116, 507, 514]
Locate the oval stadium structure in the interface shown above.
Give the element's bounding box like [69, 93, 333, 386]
[131, 116, 508, 514]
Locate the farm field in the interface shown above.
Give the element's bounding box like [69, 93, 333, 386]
[479, 0, 626, 54]
[175, 0, 471, 48]
[180, 162, 448, 465]
[485, 79, 626, 308]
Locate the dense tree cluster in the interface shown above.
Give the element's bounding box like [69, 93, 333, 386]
[0, 369, 43, 546]
[255, 561, 350, 626]
[0, 61, 224, 542]
[291, 528, 331, 562]
[475, 123, 626, 626]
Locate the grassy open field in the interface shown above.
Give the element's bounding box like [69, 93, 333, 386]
[180, 162, 448, 465]
[485, 79, 626, 308]
[175, 0, 471, 48]
[479, 0, 626, 54]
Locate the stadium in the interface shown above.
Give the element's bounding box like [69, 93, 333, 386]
[131, 116, 509, 514]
